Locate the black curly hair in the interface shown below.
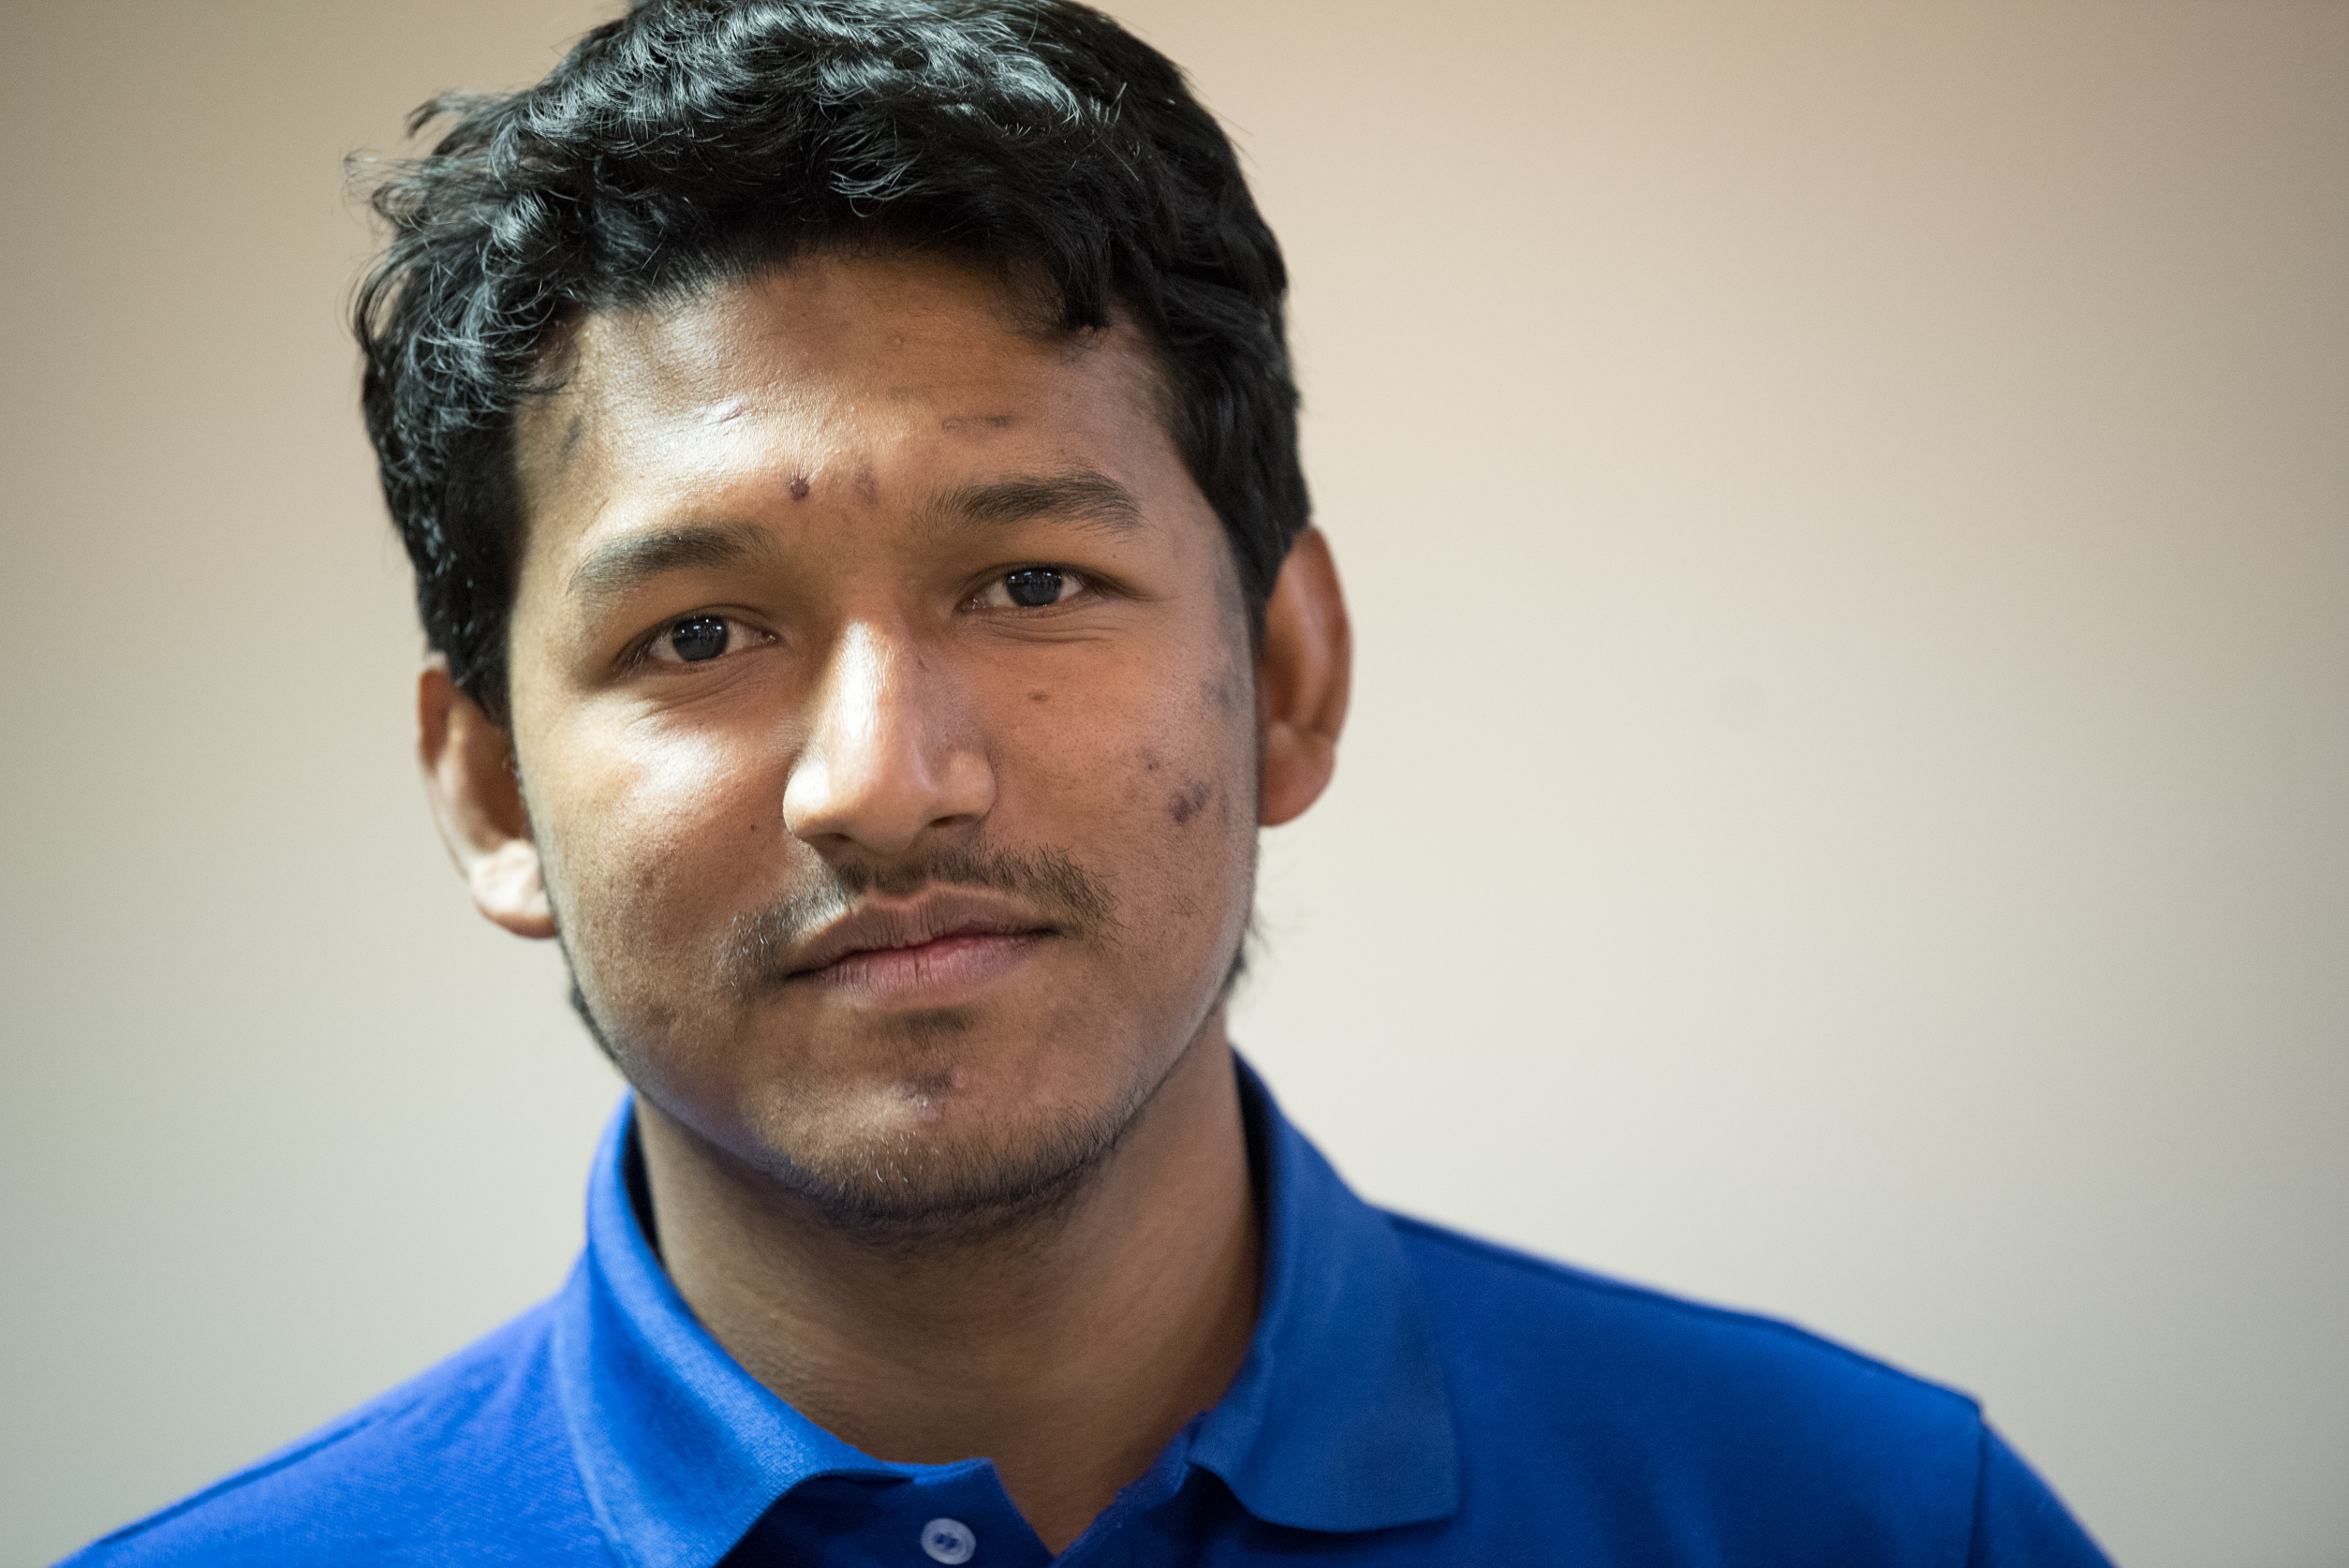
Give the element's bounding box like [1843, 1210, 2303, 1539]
[356, 0, 1304, 721]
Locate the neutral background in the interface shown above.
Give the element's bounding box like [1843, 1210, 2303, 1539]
[4, 1, 2343, 1562]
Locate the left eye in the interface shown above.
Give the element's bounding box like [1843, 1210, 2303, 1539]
[976, 567, 1086, 610]
[647, 614, 757, 664]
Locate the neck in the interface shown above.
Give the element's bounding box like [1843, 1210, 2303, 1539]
[633, 1025, 1262, 1554]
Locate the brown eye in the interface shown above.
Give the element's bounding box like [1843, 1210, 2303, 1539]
[974, 567, 1088, 611]
[670, 616, 729, 661]
[1004, 568, 1064, 607]
[647, 614, 759, 665]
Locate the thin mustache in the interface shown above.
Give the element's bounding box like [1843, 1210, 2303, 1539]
[720, 844, 1117, 987]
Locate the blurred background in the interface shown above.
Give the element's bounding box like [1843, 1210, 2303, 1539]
[3, 0, 2343, 1562]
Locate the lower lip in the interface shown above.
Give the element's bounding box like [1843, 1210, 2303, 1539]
[803, 932, 1046, 1002]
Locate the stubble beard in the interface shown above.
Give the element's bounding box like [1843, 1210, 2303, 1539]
[740, 1013, 1182, 1251]
[556, 838, 1246, 1250]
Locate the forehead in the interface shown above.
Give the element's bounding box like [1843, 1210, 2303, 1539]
[512, 251, 1173, 527]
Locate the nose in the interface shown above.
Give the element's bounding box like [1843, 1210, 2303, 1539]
[781, 620, 995, 857]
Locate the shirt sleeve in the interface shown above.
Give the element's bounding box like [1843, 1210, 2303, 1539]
[1966, 1424, 2116, 1568]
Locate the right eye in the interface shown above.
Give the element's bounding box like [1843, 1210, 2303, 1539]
[646, 614, 759, 664]
[969, 566, 1091, 612]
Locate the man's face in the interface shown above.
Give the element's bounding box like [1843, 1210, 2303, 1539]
[502, 252, 1261, 1229]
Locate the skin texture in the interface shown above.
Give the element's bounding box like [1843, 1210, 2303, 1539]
[418, 250, 1350, 1550]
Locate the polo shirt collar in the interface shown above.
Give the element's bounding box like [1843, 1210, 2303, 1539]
[551, 1059, 1460, 1567]
[1190, 1058, 1461, 1531]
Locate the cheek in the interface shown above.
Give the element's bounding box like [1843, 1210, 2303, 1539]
[995, 642, 1255, 946]
[532, 715, 785, 966]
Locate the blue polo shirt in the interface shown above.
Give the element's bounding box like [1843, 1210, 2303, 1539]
[66, 1065, 2112, 1566]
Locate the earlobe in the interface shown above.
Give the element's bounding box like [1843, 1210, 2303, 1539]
[417, 662, 557, 939]
[1256, 528, 1352, 827]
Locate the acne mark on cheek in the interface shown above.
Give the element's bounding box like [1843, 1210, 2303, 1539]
[1028, 689, 1049, 703]
[1168, 781, 1213, 826]
[854, 459, 879, 503]
[788, 474, 810, 501]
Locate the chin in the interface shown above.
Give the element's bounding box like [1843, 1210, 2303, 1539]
[751, 1096, 1134, 1246]
[717, 1030, 1164, 1244]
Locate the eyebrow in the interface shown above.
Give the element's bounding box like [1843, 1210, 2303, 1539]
[566, 522, 771, 605]
[922, 469, 1145, 536]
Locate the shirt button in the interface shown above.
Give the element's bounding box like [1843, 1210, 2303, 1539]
[920, 1516, 976, 1564]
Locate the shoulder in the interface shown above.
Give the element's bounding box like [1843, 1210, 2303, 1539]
[1389, 1213, 1992, 1558]
[59, 1301, 608, 1567]
[1393, 1211, 1979, 1426]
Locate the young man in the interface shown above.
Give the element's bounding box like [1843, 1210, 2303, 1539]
[70, 2, 2111, 1563]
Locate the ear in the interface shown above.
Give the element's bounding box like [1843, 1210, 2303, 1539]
[418, 661, 557, 939]
[1256, 527, 1352, 827]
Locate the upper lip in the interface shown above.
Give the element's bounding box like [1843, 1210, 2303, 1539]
[780, 890, 1054, 979]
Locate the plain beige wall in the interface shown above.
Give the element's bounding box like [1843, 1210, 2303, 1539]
[3, 1, 2343, 1562]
